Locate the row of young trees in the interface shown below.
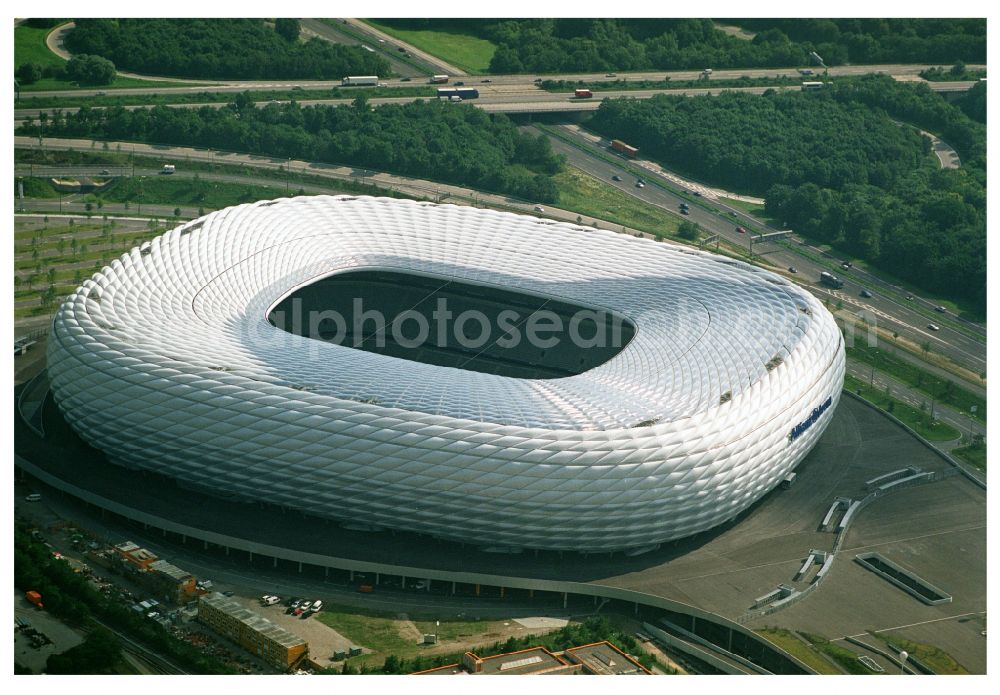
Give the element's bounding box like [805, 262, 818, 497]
[21, 96, 564, 203]
[587, 75, 985, 311]
[64, 19, 390, 80]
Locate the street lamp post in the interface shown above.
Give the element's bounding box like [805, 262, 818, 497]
[899, 650, 908, 675]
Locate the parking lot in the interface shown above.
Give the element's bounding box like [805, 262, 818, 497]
[232, 596, 361, 670]
[14, 591, 85, 674]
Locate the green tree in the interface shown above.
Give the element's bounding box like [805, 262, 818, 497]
[275, 19, 301, 42]
[677, 220, 700, 240]
[66, 54, 117, 85]
[46, 627, 123, 674]
[17, 62, 43, 85]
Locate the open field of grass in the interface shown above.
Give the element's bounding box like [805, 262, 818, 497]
[718, 196, 767, 215]
[314, 604, 532, 672]
[363, 20, 497, 74]
[554, 167, 681, 240]
[15, 25, 207, 92]
[14, 24, 67, 68]
[847, 344, 985, 422]
[875, 633, 970, 674]
[756, 628, 840, 674]
[844, 374, 961, 442]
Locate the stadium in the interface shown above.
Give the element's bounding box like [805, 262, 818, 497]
[47, 195, 845, 553]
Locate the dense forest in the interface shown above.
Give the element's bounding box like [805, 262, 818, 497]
[588, 76, 985, 309]
[735, 18, 986, 65]
[20, 97, 563, 203]
[376, 18, 985, 73]
[588, 89, 930, 196]
[64, 19, 390, 80]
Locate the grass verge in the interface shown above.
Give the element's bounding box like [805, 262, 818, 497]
[756, 628, 841, 674]
[553, 167, 681, 239]
[847, 344, 985, 422]
[363, 20, 496, 74]
[541, 75, 805, 92]
[799, 632, 872, 674]
[844, 374, 961, 441]
[18, 85, 436, 109]
[875, 633, 970, 674]
[950, 441, 986, 472]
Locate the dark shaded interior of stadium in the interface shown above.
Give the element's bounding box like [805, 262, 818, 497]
[267, 270, 636, 379]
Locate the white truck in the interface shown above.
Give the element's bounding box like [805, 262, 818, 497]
[341, 76, 379, 86]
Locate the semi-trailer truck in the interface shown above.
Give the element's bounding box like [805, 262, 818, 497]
[341, 76, 379, 86]
[437, 87, 479, 100]
[611, 139, 638, 158]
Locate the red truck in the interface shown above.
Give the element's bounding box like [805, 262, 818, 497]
[26, 591, 43, 609]
[611, 139, 638, 158]
[574, 88, 593, 98]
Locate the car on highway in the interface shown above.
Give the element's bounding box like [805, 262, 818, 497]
[927, 324, 941, 331]
[606, 73, 617, 77]
[612, 175, 622, 181]
[481, 79, 492, 83]
[397, 47, 406, 52]
[735, 226, 746, 234]
[680, 208, 689, 215]
[222, 590, 235, 597]
[934, 305, 947, 313]
[841, 261, 852, 269]
[99, 169, 110, 175]
[692, 191, 702, 197]
[860, 289, 873, 298]
[635, 182, 645, 188]
[454, 81, 465, 86]
[533, 205, 545, 212]
[906, 294, 914, 300]
[400, 77, 411, 82]
[788, 267, 797, 274]
[25, 493, 41, 502]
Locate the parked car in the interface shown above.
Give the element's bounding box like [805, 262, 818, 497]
[788, 267, 797, 274]
[612, 175, 622, 182]
[311, 600, 323, 611]
[860, 289, 873, 298]
[222, 590, 235, 597]
[927, 324, 941, 331]
[680, 208, 689, 215]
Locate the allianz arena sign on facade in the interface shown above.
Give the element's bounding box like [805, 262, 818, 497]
[48, 196, 845, 553]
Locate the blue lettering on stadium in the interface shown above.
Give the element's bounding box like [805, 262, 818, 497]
[788, 396, 833, 442]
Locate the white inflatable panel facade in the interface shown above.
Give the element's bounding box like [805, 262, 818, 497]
[48, 196, 845, 551]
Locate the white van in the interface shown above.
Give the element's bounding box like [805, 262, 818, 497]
[261, 595, 281, 606]
[25, 493, 42, 502]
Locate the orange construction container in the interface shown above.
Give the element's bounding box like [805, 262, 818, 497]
[26, 590, 44, 608]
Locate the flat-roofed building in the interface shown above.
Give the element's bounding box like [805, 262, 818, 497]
[564, 642, 651, 675]
[114, 540, 158, 570]
[197, 592, 308, 670]
[147, 559, 198, 604]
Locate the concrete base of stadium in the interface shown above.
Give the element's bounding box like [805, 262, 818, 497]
[14, 375, 986, 673]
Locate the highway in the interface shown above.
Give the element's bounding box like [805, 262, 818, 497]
[19, 63, 984, 99]
[537, 125, 986, 382]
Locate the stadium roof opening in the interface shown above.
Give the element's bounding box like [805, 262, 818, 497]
[268, 269, 636, 379]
